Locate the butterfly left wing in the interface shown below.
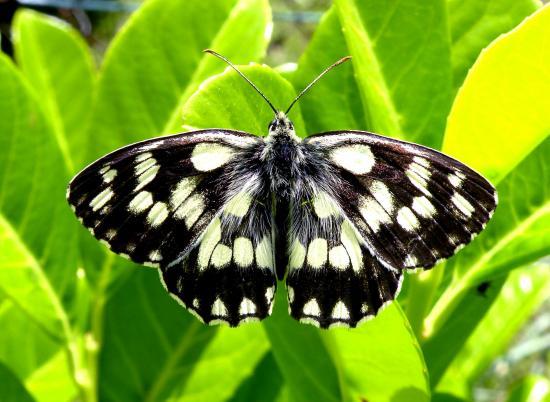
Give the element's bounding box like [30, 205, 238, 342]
[303, 130, 498, 271]
[285, 130, 497, 328]
[67, 129, 277, 325]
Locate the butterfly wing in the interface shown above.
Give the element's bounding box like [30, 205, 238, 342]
[303, 130, 497, 270]
[286, 201, 402, 328]
[67, 129, 276, 325]
[285, 130, 497, 328]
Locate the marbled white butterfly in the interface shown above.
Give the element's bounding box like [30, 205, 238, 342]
[67, 50, 497, 328]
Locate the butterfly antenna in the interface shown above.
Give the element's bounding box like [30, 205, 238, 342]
[204, 49, 278, 115]
[285, 56, 352, 115]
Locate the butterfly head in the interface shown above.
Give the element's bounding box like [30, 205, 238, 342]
[268, 111, 295, 138]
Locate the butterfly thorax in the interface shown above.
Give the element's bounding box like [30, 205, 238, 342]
[261, 112, 304, 197]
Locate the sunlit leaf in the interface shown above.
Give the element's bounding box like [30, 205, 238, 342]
[429, 264, 550, 394]
[88, 0, 272, 162]
[291, 7, 364, 134]
[443, 5, 550, 183]
[0, 53, 77, 342]
[334, 0, 454, 148]
[99, 269, 269, 402]
[12, 9, 96, 172]
[447, 0, 540, 89]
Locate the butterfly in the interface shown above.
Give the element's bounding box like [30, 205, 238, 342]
[67, 50, 497, 329]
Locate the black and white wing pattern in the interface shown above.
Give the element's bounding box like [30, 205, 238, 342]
[286, 130, 497, 328]
[67, 130, 276, 326]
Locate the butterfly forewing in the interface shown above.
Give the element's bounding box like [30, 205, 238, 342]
[304, 131, 498, 271]
[67, 130, 277, 325]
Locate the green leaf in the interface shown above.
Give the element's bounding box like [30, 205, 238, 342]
[12, 9, 96, 172]
[447, 0, 540, 89]
[443, 5, 550, 183]
[0, 361, 36, 402]
[506, 375, 550, 402]
[182, 65, 305, 136]
[334, 0, 454, 147]
[228, 352, 284, 402]
[0, 300, 60, 382]
[25, 351, 78, 402]
[99, 269, 269, 402]
[425, 135, 549, 340]
[263, 291, 342, 402]
[0, 53, 77, 342]
[421, 5, 550, 339]
[88, 0, 272, 162]
[291, 7, 365, 134]
[327, 304, 430, 402]
[428, 263, 550, 393]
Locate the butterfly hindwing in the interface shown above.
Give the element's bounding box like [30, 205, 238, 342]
[286, 199, 403, 328]
[160, 205, 277, 326]
[303, 131, 498, 271]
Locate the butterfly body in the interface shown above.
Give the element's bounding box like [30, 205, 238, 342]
[67, 53, 497, 329]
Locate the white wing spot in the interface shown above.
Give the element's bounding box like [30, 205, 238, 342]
[299, 317, 320, 328]
[330, 144, 375, 174]
[211, 244, 232, 268]
[266, 286, 275, 303]
[331, 301, 350, 320]
[174, 193, 204, 229]
[233, 237, 254, 267]
[287, 286, 295, 303]
[191, 143, 234, 171]
[198, 218, 222, 269]
[406, 161, 432, 196]
[360, 196, 391, 232]
[361, 303, 369, 313]
[224, 191, 253, 218]
[289, 238, 306, 270]
[411, 196, 436, 218]
[90, 188, 114, 212]
[413, 156, 430, 167]
[303, 299, 321, 317]
[135, 152, 152, 163]
[451, 192, 475, 217]
[328, 245, 350, 270]
[307, 238, 328, 269]
[192, 298, 199, 308]
[170, 177, 198, 209]
[255, 236, 273, 269]
[135, 157, 157, 176]
[239, 298, 257, 315]
[370, 180, 395, 213]
[147, 202, 169, 227]
[102, 168, 117, 183]
[149, 250, 162, 262]
[128, 191, 153, 214]
[448, 171, 465, 188]
[397, 207, 420, 231]
[404, 254, 418, 266]
[211, 298, 228, 317]
[312, 191, 340, 218]
[135, 164, 159, 192]
[340, 220, 363, 272]
[105, 229, 117, 240]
